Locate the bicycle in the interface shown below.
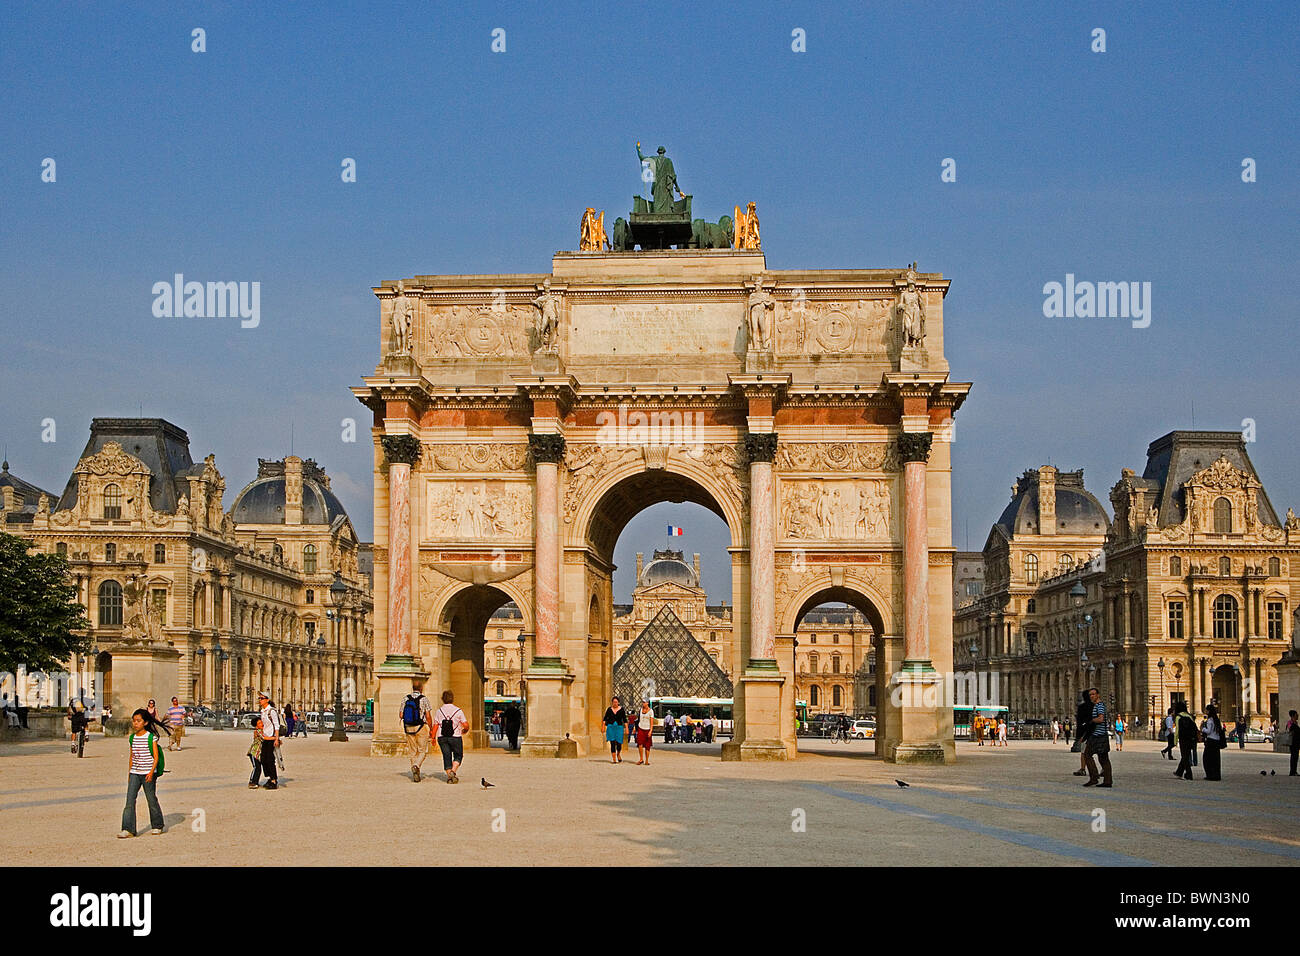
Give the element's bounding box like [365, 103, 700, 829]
[69, 716, 87, 757]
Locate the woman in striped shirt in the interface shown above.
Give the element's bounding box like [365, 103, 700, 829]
[119, 709, 166, 837]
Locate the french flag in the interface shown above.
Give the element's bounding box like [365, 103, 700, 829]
[667, 525, 684, 537]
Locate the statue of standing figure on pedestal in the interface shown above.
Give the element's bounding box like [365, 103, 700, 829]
[390, 282, 414, 356]
[637, 142, 683, 213]
[898, 279, 926, 349]
[533, 278, 560, 353]
[746, 278, 775, 353]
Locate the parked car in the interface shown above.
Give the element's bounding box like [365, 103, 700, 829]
[343, 714, 361, 732]
[316, 711, 335, 732]
[851, 719, 876, 739]
[357, 715, 374, 733]
[1228, 727, 1272, 744]
[236, 712, 260, 729]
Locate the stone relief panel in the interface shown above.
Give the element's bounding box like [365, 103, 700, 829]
[422, 443, 530, 473]
[776, 299, 894, 356]
[775, 441, 899, 473]
[420, 304, 532, 359]
[425, 480, 532, 540]
[779, 478, 896, 541]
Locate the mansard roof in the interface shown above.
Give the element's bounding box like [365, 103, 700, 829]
[55, 418, 195, 514]
[1141, 430, 1281, 528]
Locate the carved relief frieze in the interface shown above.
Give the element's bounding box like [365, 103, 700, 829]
[776, 299, 893, 356]
[420, 304, 532, 359]
[425, 480, 532, 539]
[779, 478, 895, 541]
[422, 443, 530, 473]
[775, 441, 899, 473]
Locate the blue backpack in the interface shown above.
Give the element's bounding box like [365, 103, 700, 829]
[401, 694, 424, 727]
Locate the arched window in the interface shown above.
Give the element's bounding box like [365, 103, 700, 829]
[103, 484, 122, 519]
[495, 681, 505, 695]
[1059, 553, 1074, 572]
[1212, 594, 1239, 642]
[98, 580, 123, 626]
[154, 543, 166, 564]
[104, 542, 116, 563]
[1024, 553, 1039, 583]
[809, 685, 820, 706]
[1213, 497, 1232, 533]
[622, 630, 629, 640]
[1220, 556, 1231, 576]
[1169, 555, 1181, 576]
[832, 685, 842, 707]
[1269, 557, 1281, 577]
[302, 545, 317, 574]
[709, 631, 716, 641]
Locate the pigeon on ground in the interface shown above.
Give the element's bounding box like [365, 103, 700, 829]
[1260, 770, 1267, 776]
[1270, 770, 1276, 776]
[481, 777, 495, 789]
[895, 779, 910, 788]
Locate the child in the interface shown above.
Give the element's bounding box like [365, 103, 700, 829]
[247, 718, 264, 788]
[119, 708, 166, 837]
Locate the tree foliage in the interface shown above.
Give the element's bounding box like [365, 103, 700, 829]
[0, 531, 90, 673]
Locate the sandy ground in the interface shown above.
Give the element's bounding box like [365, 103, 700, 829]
[2, 729, 1297, 866]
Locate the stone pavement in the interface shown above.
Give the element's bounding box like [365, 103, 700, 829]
[3, 730, 1297, 866]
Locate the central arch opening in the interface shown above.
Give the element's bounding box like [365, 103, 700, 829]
[576, 466, 740, 754]
[439, 583, 518, 751]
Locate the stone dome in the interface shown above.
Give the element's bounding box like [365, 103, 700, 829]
[996, 469, 1109, 537]
[638, 549, 698, 588]
[231, 458, 349, 526]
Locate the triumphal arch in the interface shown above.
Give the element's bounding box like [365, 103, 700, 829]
[354, 149, 970, 762]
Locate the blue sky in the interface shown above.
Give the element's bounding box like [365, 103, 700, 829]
[2, 2, 1296, 603]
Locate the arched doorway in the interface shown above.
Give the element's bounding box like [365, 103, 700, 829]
[436, 584, 516, 751]
[95, 650, 113, 717]
[790, 588, 886, 756]
[1211, 664, 1241, 722]
[570, 463, 744, 755]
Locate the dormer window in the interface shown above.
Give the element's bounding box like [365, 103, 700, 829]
[1213, 497, 1232, 533]
[103, 484, 122, 519]
[303, 544, 317, 574]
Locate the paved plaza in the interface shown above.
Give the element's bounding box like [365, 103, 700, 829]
[4, 731, 1298, 866]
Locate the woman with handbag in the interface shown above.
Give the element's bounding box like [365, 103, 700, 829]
[1200, 705, 1225, 781]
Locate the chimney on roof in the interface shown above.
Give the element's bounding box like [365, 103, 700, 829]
[635, 552, 643, 581]
[285, 456, 303, 525]
[1037, 465, 1057, 536]
[693, 552, 700, 584]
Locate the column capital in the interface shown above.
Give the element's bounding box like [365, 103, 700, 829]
[744, 432, 778, 464]
[898, 431, 934, 463]
[529, 433, 567, 464]
[380, 435, 421, 466]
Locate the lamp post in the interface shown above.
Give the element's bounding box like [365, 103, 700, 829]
[316, 635, 326, 718]
[195, 645, 206, 707]
[1231, 663, 1242, 725]
[968, 641, 979, 706]
[212, 643, 225, 730]
[328, 572, 348, 742]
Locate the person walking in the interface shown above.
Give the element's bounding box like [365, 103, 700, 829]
[247, 717, 265, 788]
[635, 700, 654, 765]
[1114, 715, 1125, 752]
[663, 711, 675, 744]
[146, 699, 159, 724]
[255, 691, 281, 790]
[997, 718, 1008, 747]
[1286, 710, 1300, 776]
[1062, 718, 1071, 747]
[400, 679, 433, 782]
[1082, 687, 1113, 788]
[283, 703, 296, 738]
[603, 696, 627, 763]
[434, 690, 469, 784]
[1071, 692, 1092, 777]
[119, 708, 166, 837]
[1160, 708, 1176, 759]
[164, 696, 186, 751]
[974, 717, 984, 747]
[1051, 718, 1059, 743]
[1173, 701, 1198, 780]
[503, 701, 521, 751]
[1235, 715, 1247, 749]
[1200, 704, 1225, 781]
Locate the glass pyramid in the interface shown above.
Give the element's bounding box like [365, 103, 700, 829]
[612, 605, 734, 705]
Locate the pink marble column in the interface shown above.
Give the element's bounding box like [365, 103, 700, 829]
[529, 434, 566, 662]
[381, 435, 421, 660]
[899, 432, 934, 666]
[745, 433, 778, 664]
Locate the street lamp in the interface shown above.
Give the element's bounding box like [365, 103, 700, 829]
[328, 572, 348, 742]
[316, 636, 326, 716]
[211, 642, 225, 730]
[1156, 656, 1165, 739]
[1231, 663, 1242, 725]
[968, 641, 979, 705]
[517, 632, 527, 738]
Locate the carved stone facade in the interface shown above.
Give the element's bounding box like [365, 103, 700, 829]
[356, 247, 969, 763]
[958, 433, 1299, 732]
[24, 419, 373, 729]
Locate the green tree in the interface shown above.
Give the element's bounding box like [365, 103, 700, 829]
[0, 531, 90, 674]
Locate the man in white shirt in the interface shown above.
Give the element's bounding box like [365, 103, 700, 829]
[257, 692, 281, 789]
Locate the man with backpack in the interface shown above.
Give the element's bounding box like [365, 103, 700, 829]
[434, 690, 469, 784]
[401, 679, 434, 782]
[256, 692, 281, 790]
